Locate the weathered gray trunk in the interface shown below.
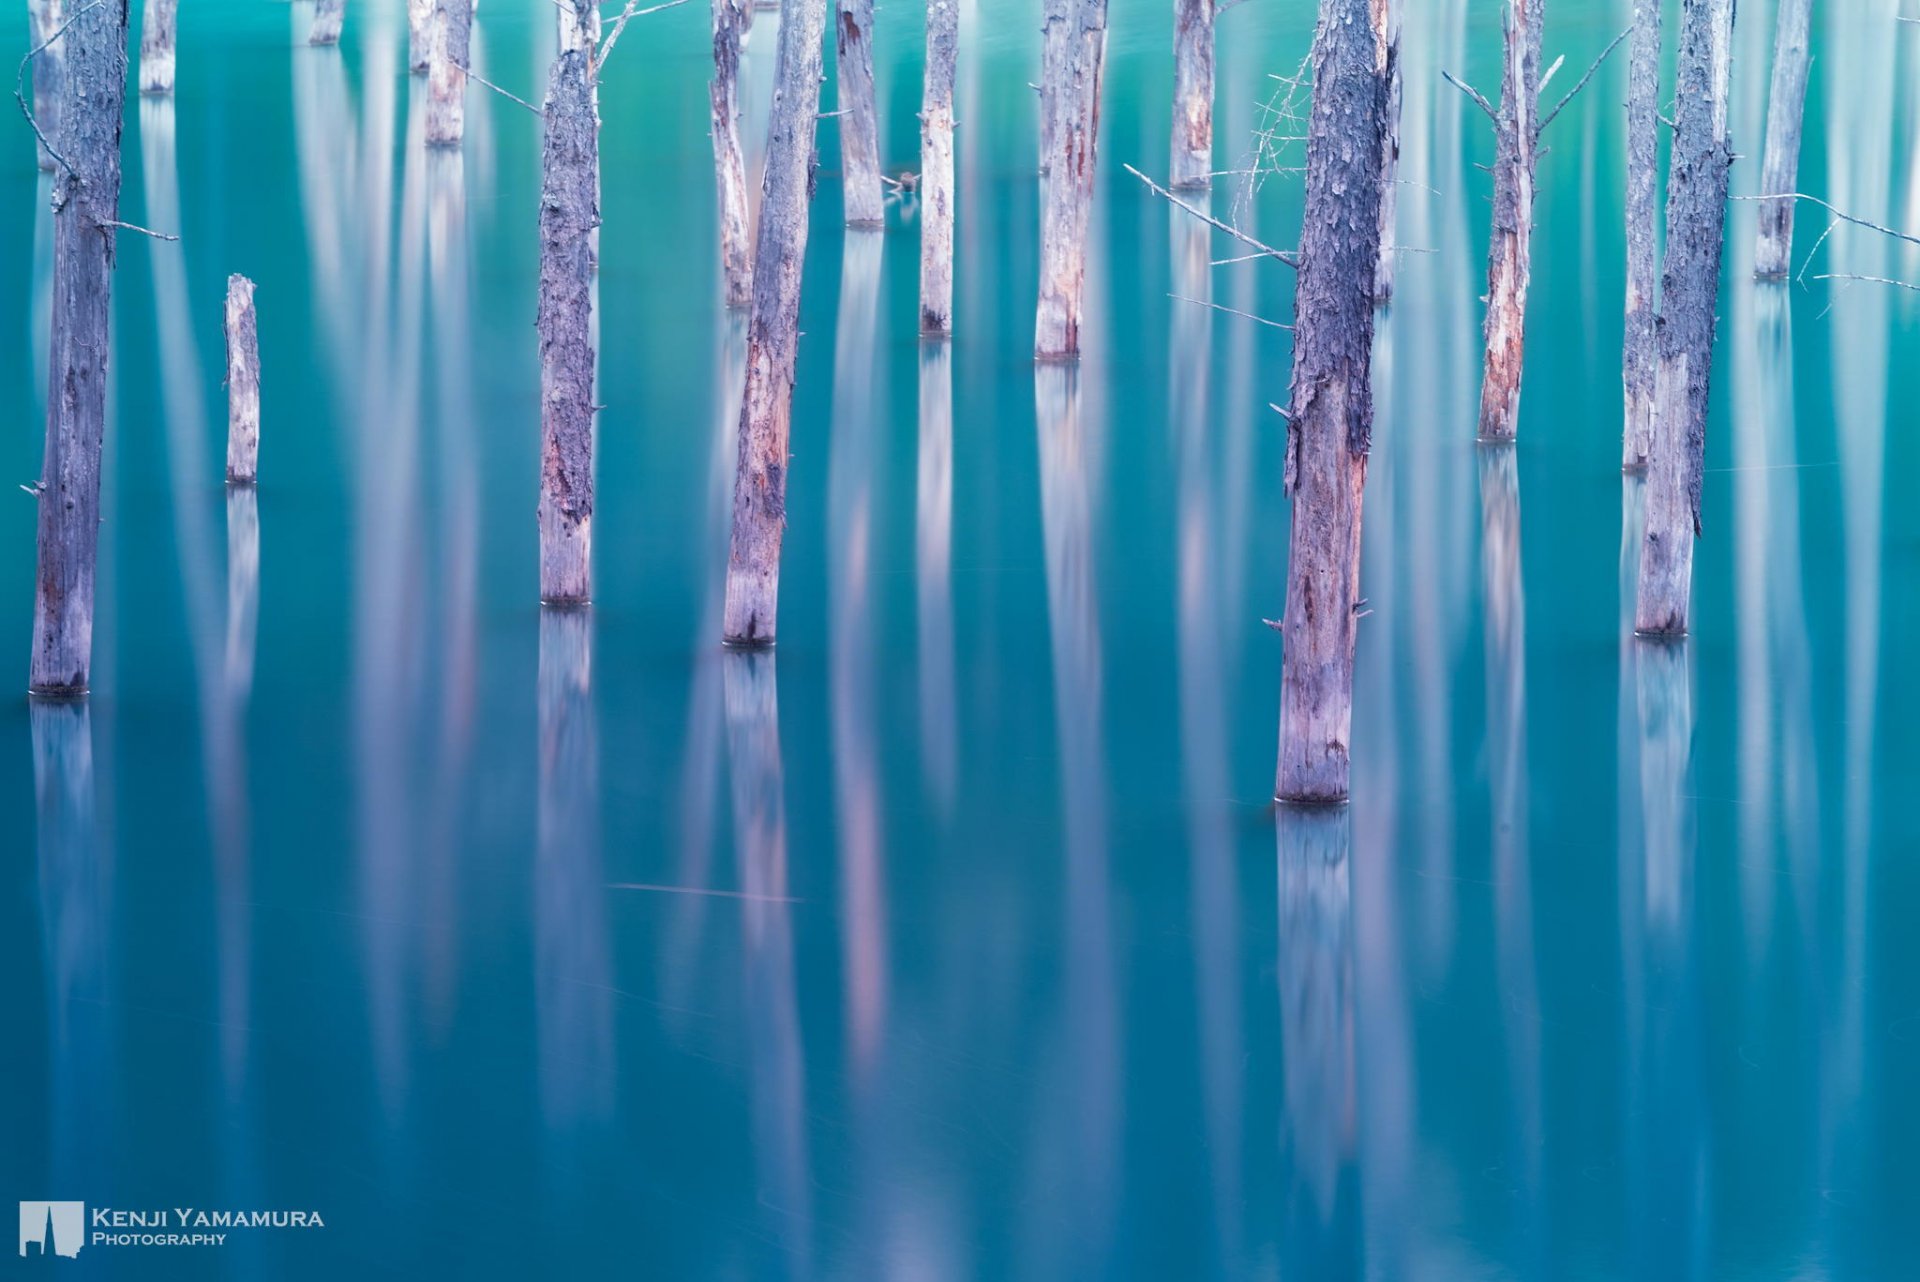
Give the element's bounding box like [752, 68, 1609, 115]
[835, 0, 882, 225]
[426, 0, 471, 146]
[1753, 0, 1812, 278]
[1622, 0, 1660, 470]
[1373, 0, 1403, 302]
[1476, 0, 1543, 442]
[721, 0, 830, 644]
[558, 0, 598, 55]
[30, 0, 128, 695]
[918, 0, 957, 332]
[28, 0, 65, 171]
[309, 0, 345, 45]
[138, 0, 176, 93]
[538, 49, 600, 603]
[1636, 0, 1736, 636]
[712, 0, 752, 306]
[225, 274, 260, 485]
[408, 0, 431, 71]
[1275, 0, 1386, 803]
[1034, 0, 1106, 359]
[1168, 0, 1212, 189]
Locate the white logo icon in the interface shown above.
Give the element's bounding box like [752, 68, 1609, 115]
[18, 1203, 85, 1259]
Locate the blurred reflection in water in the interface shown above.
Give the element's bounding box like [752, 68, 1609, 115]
[917, 340, 957, 814]
[723, 651, 813, 1273]
[1276, 804, 1360, 1282]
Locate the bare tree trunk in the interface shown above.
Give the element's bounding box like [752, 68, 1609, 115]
[309, 0, 345, 45]
[426, 0, 471, 146]
[30, 0, 128, 695]
[1636, 0, 1736, 636]
[538, 48, 600, 603]
[28, 0, 66, 171]
[1622, 0, 1660, 470]
[1169, 0, 1212, 189]
[918, 0, 957, 332]
[225, 274, 261, 484]
[1476, 0, 1542, 443]
[835, 0, 882, 225]
[138, 0, 176, 94]
[1373, 0, 1403, 303]
[712, 0, 752, 306]
[1753, 0, 1812, 278]
[408, 0, 431, 71]
[1275, 0, 1387, 803]
[1034, 0, 1106, 360]
[722, 0, 830, 645]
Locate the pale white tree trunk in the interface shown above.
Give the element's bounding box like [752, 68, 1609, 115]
[426, 0, 471, 146]
[1169, 0, 1212, 189]
[1622, 0, 1660, 470]
[1753, 0, 1812, 278]
[835, 0, 883, 224]
[1373, 0, 1403, 302]
[712, 0, 752, 306]
[918, 0, 957, 332]
[1475, 0, 1542, 443]
[1034, 0, 1106, 359]
[138, 0, 176, 94]
[225, 274, 261, 484]
[310, 0, 345, 45]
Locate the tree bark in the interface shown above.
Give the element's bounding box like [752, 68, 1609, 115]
[1274, 0, 1386, 804]
[722, 0, 830, 645]
[1622, 0, 1660, 470]
[918, 0, 957, 332]
[30, 0, 128, 695]
[1636, 0, 1736, 636]
[835, 0, 882, 225]
[712, 0, 752, 306]
[538, 48, 600, 604]
[408, 0, 431, 71]
[1169, 0, 1212, 189]
[309, 0, 345, 46]
[28, 0, 66, 171]
[1476, 0, 1543, 443]
[1753, 0, 1812, 278]
[225, 274, 261, 484]
[1034, 0, 1106, 360]
[426, 0, 471, 146]
[138, 0, 176, 94]
[1373, 0, 1402, 303]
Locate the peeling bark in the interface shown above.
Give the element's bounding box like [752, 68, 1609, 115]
[1373, 0, 1402, 302]
[426, 0, 471, 146]
[1169, 0, 1212, 189]
[712, 0, 752, 306]
[918, 0, 957, 333]
[1034, 0, 1106, 360]
[138, 0, 176, 94]
[722, 0, 830, 645]
[31, 0, 129, 695]
[1636, 0, 1736, 636]
[1753, 0, 1812, 278]
[225, 274, 261, 485]
[1275, 0, 1387, 803]
[28, 0, 65, 171]
[1476, 0, 1542, 443]
[835, 0, 882, 225]
[538, 49, 600, 604]
[1622, 0, 1660, 470]
[309, 0, 345, 46]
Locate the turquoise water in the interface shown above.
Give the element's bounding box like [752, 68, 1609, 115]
[5, 0, 1920, 1276]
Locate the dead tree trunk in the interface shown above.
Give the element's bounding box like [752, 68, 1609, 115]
[722, 0, 830, 645]
[538, 48, 600, 603]
[835, 0, 882, 225]
[1275, 0, 1386, 803]
[28, 0, 66, 171]
[426, 0, 471, 146]
[1636, 0, 1736, 636]
[409, 0, 431, 71]
[309, 0, 345, 45]
[1034, 0, 1106, 360]
[225, 274, 261, 484]
[1373, 0, 1403, 303]
[1622, 0, 1660, 470]
[138, 0, 176, 94]
[919, 0, 957, 333]
[1168, 0, 1212, 189]
[1753, 0, 1812, 278]
[31, 0, 129, 695]
[712, 0, 752, 306]
[1476, 0, 1543, 443]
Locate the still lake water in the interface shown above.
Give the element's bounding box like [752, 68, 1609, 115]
[4, 0, 1919, 1276]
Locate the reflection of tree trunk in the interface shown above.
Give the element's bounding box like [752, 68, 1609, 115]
[916, 341, 956, 810]
[138, 0, 176, 93]
[1621, 0, 1660, 469]
[1034, 0, 1105, 359]
[711, 0, 752, 306]
[1475, 0, 1541, 443]
[1169, 0, 1211, 189]
[722, 0, 830, 644]
[835, 0, 882, 225]
[918, 0, 957, 332]
[31, 0, 128, 695]
[1753, 0, 1812, 278]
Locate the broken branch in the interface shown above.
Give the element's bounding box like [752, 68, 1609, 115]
[1540, 25, 1630, 131]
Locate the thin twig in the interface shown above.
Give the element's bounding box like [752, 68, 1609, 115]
[597, 0, 693, 69]
[1536, 53, 1567, 96]
[97, 218, 177, 240]
[1441, 70, 1497, 122]
[1539, 25, 1630, 131]
[1124, 163, 1299, 268]
[1731, 192, 1920, 248]
[1170, 293, 1292, 329]
[455, 61, 542, 116]
[15, 0, 106, 180]
[1814, 271, 1920, 292]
